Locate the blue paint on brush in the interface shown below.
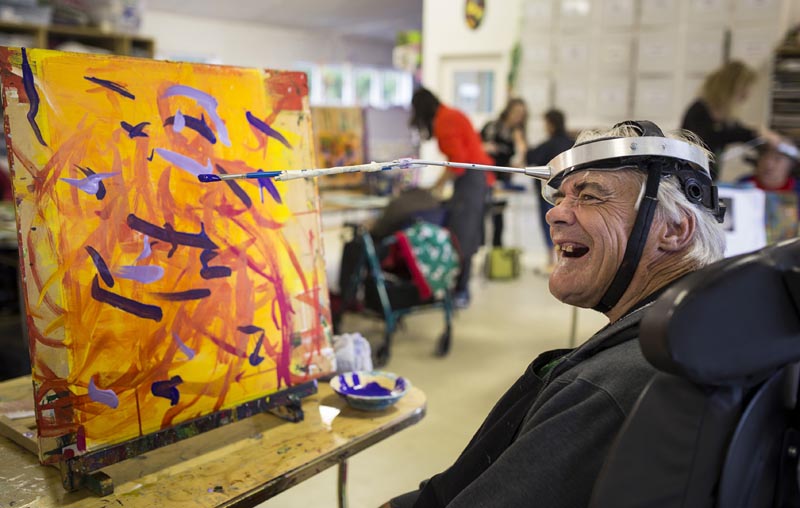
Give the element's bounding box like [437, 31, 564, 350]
[84, 76, 135, 99]
[21, 48, 46, 147]
[88, 377, 119, 408]
[246, 111, 291, 149]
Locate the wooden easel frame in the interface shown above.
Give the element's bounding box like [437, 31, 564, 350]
[0, 380, 317, 496]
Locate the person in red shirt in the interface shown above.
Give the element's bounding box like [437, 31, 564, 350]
[738, 143, 800, 196]
[410, 88, 494, 308]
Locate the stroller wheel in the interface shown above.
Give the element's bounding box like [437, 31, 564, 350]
[435, 327, 452, 357]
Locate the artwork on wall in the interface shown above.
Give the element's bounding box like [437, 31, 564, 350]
[310, 106, 365, 189]
[0, 47, 336, 466]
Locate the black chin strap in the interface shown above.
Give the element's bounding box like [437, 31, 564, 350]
[592, 161, 664, 313]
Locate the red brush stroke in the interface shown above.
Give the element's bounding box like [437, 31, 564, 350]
[265, 71, 307, 112]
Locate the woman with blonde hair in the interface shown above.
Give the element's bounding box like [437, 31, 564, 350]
[681, 60, 781, 179]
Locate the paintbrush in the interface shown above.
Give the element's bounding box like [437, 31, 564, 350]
[197, 158, 552, 183]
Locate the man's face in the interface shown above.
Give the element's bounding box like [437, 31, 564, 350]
[546, 170, 643, 308]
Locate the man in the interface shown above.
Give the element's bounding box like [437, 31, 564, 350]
[527, 109, 575, 260]
[385, 121, 726, 507]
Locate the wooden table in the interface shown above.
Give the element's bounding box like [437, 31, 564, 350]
[0, 376, 426, 508]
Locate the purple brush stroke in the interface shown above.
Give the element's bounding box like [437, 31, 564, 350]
[162, 85, 230, 146]
[245, 111, 291, 149]
[116, 265, 164, 284]
[88, 377, 119, 408]
[135, 235, 152, 262]
[257, 177, 282, 204]
[61, 172, 120, 196]
[171, 332, 196, 360]
[216, 164, 252, 208]
[164, 113, 216, 144]
[91, 275, 163, 321]
[151, 288, 211, 301]
[76, 165, 106, 200]
[21, 48, 47, 147]
[238, 325, 263, 334]
[172, 109, 185, 132]
[151, 375, 183, 406]
[249, 334, 265, 366]
[199, 249, 232, 279]
[155, 148, 213, 177]
[86, 246, 114, 287]
[84, 76, 135, 99]
[126, 214, 218, 257]
[147, 149, 155, 161]
[121, 121, 149, 138]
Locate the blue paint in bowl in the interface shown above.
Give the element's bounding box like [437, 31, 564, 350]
[330, 371, 409, 411]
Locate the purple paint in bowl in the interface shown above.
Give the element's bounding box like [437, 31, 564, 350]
[330, 371, 410, 411]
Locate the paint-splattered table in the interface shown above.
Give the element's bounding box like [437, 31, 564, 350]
[0, 375, 426, 508]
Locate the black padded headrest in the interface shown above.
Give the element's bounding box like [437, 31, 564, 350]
[640, 238, 800, 386]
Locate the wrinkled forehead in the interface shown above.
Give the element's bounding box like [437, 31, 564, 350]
[553, 167, 642, 196]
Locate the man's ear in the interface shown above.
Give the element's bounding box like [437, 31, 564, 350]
[658, 212, 695, 252]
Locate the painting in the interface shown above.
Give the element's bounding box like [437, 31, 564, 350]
[0, 47, 336, 465]
[310, 106, 365, 189]
[764, 191, 800, 244]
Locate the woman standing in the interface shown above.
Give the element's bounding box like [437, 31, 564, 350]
[410, 88, 495, 309]
[481, 98, 528, 247]
[681, 60, 781, 179]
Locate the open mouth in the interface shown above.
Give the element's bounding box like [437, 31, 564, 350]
[556, 243, 590, 259]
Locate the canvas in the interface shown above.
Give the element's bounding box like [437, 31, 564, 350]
[0, 47, 336, 465]
[311, 106, 365, 189]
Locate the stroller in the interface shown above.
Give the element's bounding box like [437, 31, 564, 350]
[332, 211, 457, 366]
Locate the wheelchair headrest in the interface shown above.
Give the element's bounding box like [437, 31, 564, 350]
[640, 238, 800, 386]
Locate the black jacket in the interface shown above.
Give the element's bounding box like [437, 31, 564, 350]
[393, 299, 660, 508]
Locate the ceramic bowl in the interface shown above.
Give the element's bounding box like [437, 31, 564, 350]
[330, 371, 409, 411]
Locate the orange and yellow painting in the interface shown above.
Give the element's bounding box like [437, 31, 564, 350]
[0, 48, 335, 464]
[311, 106, 365, 189]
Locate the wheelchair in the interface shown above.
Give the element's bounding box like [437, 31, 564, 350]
[590, 238, 800, 508]
[332, 215, 456, 367]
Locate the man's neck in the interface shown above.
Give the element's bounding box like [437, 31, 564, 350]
[605, 256, 698, 323]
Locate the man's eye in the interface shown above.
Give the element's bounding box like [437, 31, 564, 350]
[580, 194, 599, 202]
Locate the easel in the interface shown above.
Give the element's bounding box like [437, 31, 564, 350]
[0, 380, 317, 496]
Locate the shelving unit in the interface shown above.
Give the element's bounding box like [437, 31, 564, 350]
[771, 45, 800, 146]
[0, 20, 154, 58]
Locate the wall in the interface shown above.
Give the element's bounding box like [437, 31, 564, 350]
[141, 11, 395, 69]
[422, 0, 522, 117]
[418, 0, 523, 185]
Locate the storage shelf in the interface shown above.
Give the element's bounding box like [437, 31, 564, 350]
[0, 20, 153, 58]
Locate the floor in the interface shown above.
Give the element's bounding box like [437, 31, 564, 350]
[261, 258, 609, 508]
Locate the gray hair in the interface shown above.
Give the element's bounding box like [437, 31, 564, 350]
[575, 125, 726, 268]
